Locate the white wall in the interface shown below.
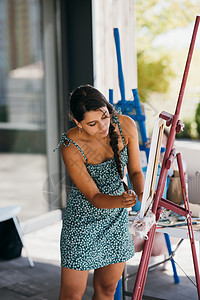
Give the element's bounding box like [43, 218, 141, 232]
[175, 140, 200, 205]
[175, 140, 200, 178]
[92, 0, 137, 101]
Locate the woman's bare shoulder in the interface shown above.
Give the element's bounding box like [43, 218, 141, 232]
[65, 126, 78, 139]
[118, 114, 137, 132]
[61, 127, 85, 162]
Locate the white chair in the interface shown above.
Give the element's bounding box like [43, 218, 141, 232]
[0, 205, 34, 267]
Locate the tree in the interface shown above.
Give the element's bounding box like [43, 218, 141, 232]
[137, 51, 173, 101]
[135, 0, 199, 101]
[195, 103, 200, 138]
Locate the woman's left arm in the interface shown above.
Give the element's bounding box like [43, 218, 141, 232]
[121, 115, 145, 202]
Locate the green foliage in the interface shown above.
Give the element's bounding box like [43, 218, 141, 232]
[195, 102, 200, 137]
[176, 120, 199, 140]
[135, 0, 199, 101]
[137, 52, 174, 101]
[135, 0, 199, 44]
[176, 121, 192, 139]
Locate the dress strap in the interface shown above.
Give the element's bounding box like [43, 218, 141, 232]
[53, 133, 88, 164]
[112, 113, 126, 147]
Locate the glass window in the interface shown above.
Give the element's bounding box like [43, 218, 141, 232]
[0, 0, 48, 221]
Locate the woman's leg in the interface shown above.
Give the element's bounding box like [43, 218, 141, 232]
[59, 267, 89, 300]
[92, 261, 126, 300]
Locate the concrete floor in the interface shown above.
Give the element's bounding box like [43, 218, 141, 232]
[0, 221, 199, 300]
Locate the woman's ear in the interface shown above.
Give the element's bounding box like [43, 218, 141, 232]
[74, 119, 82, 129]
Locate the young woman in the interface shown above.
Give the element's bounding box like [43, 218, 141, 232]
[55, 85, 144, 300]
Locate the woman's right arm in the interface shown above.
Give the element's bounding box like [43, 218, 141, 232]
[61, 144, 136, 209]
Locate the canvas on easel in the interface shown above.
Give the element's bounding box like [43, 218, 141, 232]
[129, 117, 165, 240]
[139, 118, 165, 218]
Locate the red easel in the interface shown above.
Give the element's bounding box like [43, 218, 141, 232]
[132, 15, 200, 300]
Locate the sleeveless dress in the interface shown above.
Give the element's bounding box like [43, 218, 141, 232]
[55, 115, 135, 270]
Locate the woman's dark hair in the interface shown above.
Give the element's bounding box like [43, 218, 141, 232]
[69, 84, 128, 191]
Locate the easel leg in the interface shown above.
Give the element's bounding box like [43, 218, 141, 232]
[114, 278, 122, 300]
[132, 224, 156, 300]
[177, 153, 200, 298]
[164, 233, 180, 283]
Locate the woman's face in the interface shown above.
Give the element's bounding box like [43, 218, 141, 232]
[80, 106, 111, 138]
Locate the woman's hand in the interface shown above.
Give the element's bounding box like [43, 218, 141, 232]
[121, 190, 137, 208]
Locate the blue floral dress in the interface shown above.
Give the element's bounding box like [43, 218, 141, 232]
[56, 115, 135, 270]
